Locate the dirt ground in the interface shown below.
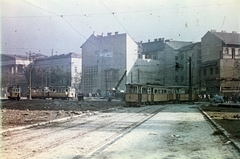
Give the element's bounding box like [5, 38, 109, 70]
[200, 104, 240, 143]
[1, 99, 240, 144]
[0, 98, 126, 129]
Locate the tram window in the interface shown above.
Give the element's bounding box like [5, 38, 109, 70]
[66, 89, 68, 92]
[147, 88, 151, 94]
[130, 87, 137, 93]
[142, 88, 147, 94]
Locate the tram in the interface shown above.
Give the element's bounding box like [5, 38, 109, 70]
[125, 83, 198, 106]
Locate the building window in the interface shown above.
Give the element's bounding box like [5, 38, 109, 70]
[203, 69, 206, 76]
[210, 68, 213, 75]
[225, 48, 229, 55]
[215, 67, 219, 74]
[175, 76, 178, 82]
[181, 76, 184, 82]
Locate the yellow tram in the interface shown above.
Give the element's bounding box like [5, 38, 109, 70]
[7, 85, 21, 100]
[30, 86, 75, 100]
[125, 83, 198, 106]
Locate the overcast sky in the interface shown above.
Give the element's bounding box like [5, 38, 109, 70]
[1, 0, 240, 56]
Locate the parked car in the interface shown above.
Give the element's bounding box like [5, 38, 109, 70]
[210, 95, 224, 103]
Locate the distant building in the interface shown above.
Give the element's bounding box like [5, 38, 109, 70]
[1, 54, 31, 96]
[33, 52, 82, 92]
[141, 38, 165, 60]
[81, 32, 139, 96]
[163, 41, 193, 86]
[128, 58, 161, 84]
[200, 30, 240, 96]
[178, 42, 201, 88]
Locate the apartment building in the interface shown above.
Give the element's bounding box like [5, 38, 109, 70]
[163, 41, 193, 86]
[200, 30, 240, 96]
[81, 32, 139, 96]
[178, 42, 201, 87]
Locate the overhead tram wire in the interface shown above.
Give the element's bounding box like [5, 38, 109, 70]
[21, 1, 128, 68]
[5, 1, 237, 19]
[21, 0, 102, 50]
[99, 0, 134, 40]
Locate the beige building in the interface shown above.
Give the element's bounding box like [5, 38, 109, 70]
[200, 30, 240, 96]
[33, 53, 82, 92]
[81, 32, 139, 96]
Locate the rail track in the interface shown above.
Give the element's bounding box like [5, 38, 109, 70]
[2, 105, 167, 159]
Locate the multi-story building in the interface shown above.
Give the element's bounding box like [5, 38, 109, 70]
[140, 38, 165, 60]
[81, 32, 139, 96]
[33, 52, 82, 92]
[178, 42, 201, 88]
[200, 30, 240, 96]
[163, 41, 193, 86]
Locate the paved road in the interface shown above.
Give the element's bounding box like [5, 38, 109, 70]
[1, 104, 240, 159]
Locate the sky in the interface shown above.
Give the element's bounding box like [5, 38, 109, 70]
[1, 0, 240, 56]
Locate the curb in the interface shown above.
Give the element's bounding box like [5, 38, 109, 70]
[198, 106, 240, 152]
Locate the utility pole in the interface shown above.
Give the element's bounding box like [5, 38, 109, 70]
[189, 57, 192, 102]
[26, 52, 34, 100]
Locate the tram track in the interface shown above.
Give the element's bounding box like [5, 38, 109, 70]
[2, 105, 167, 159]
[82, 105, 168, 159]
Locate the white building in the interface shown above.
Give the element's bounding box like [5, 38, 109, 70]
[1, 54, 31, 96]
[81, 32, 139, 96]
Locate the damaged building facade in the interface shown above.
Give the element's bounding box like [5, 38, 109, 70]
[200, 30, 240, 97]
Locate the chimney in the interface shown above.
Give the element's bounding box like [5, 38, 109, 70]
[115, 31, 118, 35]
[232, 31, 237, 34]
[211, 29, 216, 32]
[93, 31, 96, 36]
[148, 39, 150, 42]
[107, 32, 112, 36]
[154, 39, 157, 42]
[221, 30, 226, 33]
